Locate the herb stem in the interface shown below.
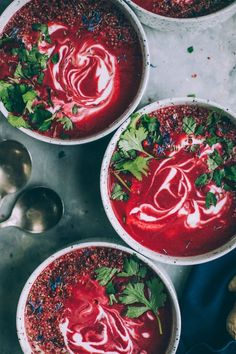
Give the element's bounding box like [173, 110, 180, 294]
[113, 172, 131, 192]
[156, 314, 163, 335]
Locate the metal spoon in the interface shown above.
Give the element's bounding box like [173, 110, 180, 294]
[0, 187, 63, 233]
[0, 140, 32, 199]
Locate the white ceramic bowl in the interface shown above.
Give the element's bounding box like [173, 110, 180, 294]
[125, 0, 236, 31]
[17, 241, 181, 354]
[0, 0, 149, 145]
[100, 97, 236, 265]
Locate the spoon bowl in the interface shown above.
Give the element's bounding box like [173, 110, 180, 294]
[0, 187, 63, 233]
[0, 140, 32, 198]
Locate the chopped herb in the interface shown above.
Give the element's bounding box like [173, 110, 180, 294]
[183, 116, 197, 135]
[224, 165, 236, 183]
[22, 89, 37, 113]
[117, 257, 147, 278]
[187, 94, 196, 98]
[95, 267, 119, 286]
[51, 53, 59, 64]
[7, 114, 30, 129]
[32, 23, 51, 43]
[111, 183, 129, 201]
[195, 125, 205, 136]
[195, 173, 209, 187]
[119, 126, 148, 155]
[205, 192, 217, 209]
[29, 105, 52, 127]
[187, 46, 194, 53]
[120, 278, 167, 335]
[72, 104, 79, 115]
[58, 117, 73, 131]
[38, 118, 53, 132]
[0, 81, 26, 114]
[37, 72, 45, 85]
[207, 150, 223, 171]
[205, 135, 221, 147]
[118, 156, 150, 181]
[213, 169, 225, 187]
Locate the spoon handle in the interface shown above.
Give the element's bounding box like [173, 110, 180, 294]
[0, 216, 15, 230]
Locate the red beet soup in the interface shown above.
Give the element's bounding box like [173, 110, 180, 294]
[0, 0, 143, 140]
[131, 0, 234, 18]
[24, 246, 173, 353]
[108, 105, 236, 257]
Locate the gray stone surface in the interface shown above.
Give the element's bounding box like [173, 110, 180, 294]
[0, 1, 235, 353]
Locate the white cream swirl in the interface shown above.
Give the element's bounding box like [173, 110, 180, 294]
[129, 138, 230, 230]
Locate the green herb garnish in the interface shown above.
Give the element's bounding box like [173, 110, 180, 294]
[7, 114, 30, 129]
[205, 192, 217, 209]
[183, 116, 197, 135]
[32, 23, 51, 43]
[51, 53, 59, 64]
[195, 173, 209, 187]
[111, 183, 129, 201]
[207, 150, 223, 171]
[58, 117, 73, 131]
[95, 267, 119, 286]
[120, 278, 167, 335]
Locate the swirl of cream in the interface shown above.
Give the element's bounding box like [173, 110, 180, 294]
[128, 139, 230, 231]
[59, 278, 151, 354]
[40, 24, 118, 121]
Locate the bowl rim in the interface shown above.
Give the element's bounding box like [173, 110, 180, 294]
[100, 97, 236, 266]
[16, 241, 181, 354]
[125, 0, 236, 23]
[0, 0, 150, 145]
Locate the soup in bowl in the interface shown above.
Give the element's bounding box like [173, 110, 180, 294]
[17, 242, 181, 353]
[124, 0, 236, 31]
[0, 0, 149, 144]
[101, 98, 236, 264]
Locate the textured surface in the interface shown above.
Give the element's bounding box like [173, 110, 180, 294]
[0, 1, 235, 353]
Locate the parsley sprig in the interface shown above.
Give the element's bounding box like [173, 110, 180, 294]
[95, 257, 167, 335]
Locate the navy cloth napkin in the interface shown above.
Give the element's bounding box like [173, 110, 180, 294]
[177, 249, 236, 354]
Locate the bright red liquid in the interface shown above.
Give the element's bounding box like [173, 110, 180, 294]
[109, 105, 236, 257]
[24, 247, 173, 353]
[0, 0, 142, 139]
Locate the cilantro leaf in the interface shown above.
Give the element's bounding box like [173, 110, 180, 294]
[207, 150, 223, 171]
[205, 135, 221, 147]
[205, 192, 217, 209]
[111, 183, 129, 201]
[95, 267, 119, 286]
[118, 257, 147, 278]
[195, 125, 205, 136]
[51, 53, 59, 64]
[213, 169, 225, 187]
[120, 282, 148, 305]
[119, 126, 148, 154]
[118, 156, 150, 181]
[22, 89, 37, 113]
[32, 23, 51, 43]
[195, 173, 209, 187]
[37, 72, 45, 85]
[7, 114, 30, 129]
[38, 118, 53, 132]
[29, 105, 52, 127]
[120, 278, 167, 335]
[225, 165, 236, 182]
[72, 104, 79, 115]
[58, 117, 73, 131]
[147, 278, 167, 311]
[126, 306, 148, 318]
[183, 116, 196, 135]
[0, 81, 25, 114]
[109, 294, 118, 305]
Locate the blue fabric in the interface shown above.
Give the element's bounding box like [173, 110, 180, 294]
[177, 249, 236, 354]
